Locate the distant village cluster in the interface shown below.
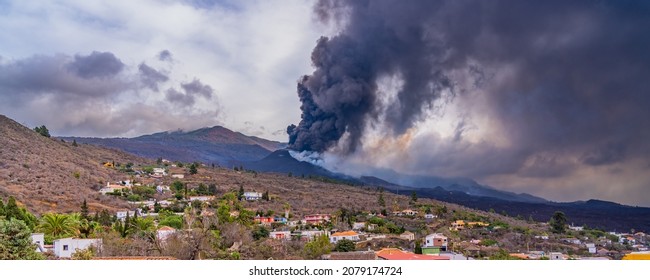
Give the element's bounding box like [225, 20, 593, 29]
[3, 158, 649, 260]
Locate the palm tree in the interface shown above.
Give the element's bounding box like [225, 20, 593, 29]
[37, 213, 79, 240]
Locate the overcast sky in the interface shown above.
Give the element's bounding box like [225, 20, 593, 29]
[0, 0, 326, 139]
[2, 0, 649, 206]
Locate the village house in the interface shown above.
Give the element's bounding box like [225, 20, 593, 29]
[562, 238, 582, 245]
[99, 181, 131, 195]
[376, 248, 449, 260]
[550, 252, 566, 260]
[116, 209, 142, 221]
[352, 222, 366, 231]
[171, 174, 185, 179]
[292, 230, 327, 241]
[243, 191, 263, 201]
[399, 231, 415, 241]
[304, 214, 331, 225]
[153, 168, 167, 176]
[254, 216, 274, 225]
[568, 225, 584, 231]
[450, 220, 489, 231]
[188, 196, 215, 202]
[424, 213, 437, 219]
[273, 216, 288, 224]
[53, 238, 102, 258]
[156, 185, 170, 193]
[586, 243, 597, 254]
[157, 226, 177, 241]
[269, 231, 292, 240]
[422, 233, 448, 254]
[30, 233, 46, 253]
[330, 231, 360, 243]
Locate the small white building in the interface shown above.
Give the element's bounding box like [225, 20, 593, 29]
[424, 233, 448, 250]
[157, 226, 177, 241]
[30, 233, 46, 253]
[153, 168, 167, 176]
[352, 222, 366, 230]
[53, 238, 102, 258]
[171, 174, 185, 179]
[569, 225, 584, 231]
[156, 185, 170, 193]
[116, 209, 142, 221]
[293, 230, 327, 241]
[188, 196, 215, 202]
[550, 252, 565, 260]
[330, 231, 360, 243]
[243, 192, 263, 201]
[424, 213, 437, 219]
[586, 243, 597, 254]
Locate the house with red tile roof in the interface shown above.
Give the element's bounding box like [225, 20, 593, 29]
[376, 248, 450, 260]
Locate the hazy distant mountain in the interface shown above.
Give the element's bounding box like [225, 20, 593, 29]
[62, 126, 286, 167]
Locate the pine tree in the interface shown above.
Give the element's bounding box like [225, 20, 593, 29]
[72, 139, 78, 147]
[0, 219, 44, 260]
[80, 199, 89, 221]
[238, 186, 245, 201]
[378, 188, 386, 208]
[549, 211, 568, 234]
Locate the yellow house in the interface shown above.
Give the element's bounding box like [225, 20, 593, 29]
[450, 220, 490, 231]
[623, 252, 650, 260]
[103, 162, 114, 168]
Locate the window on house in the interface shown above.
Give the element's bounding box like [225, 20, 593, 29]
[63, 245, 69, 251]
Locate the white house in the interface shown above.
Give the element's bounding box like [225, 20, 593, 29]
[156, 185, 170, 193]
[99, 182, 131, 195]
[189, 196, 215, 202]
[157, 226, 177, 241]
[424, 233, 448, 251]
[293, 230, 327, 241]
[243, 192, 263, 201]
[153, 168, 167, 176]
[116, 209, 142, 221]
[171, 174, 185, 179]
[269, 231, 292, 240]
[53, 238, 102, 258]
[330, 231, 360, 243]
[30, 233, 46, 253]
[586, 243, 597, 254]
[569, 225, 584, 231]
[550, 252, 565, 260]
[424, 213, 437, 219]
[352, 222, 366, 230]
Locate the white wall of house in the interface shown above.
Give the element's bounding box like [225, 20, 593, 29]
[53, 238, 101, 258]
[30, 233, 45, 253]
[330, 234, 360, 243]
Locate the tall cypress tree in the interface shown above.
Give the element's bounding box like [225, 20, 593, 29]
[80, 199, 89, 221]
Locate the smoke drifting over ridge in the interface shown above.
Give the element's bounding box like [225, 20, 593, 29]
[287, 0, 650, 205]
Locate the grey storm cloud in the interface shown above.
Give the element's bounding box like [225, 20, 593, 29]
[139, 63, 169, 92]
[66, 51, 125, 79]
[166, 79, 214, 107]
[181, 79, 214, 99]
[158, 50, 173, 62]
[0, 53, 131, 101]
[0, 50, 220, 137]
[289, 0, 650, 177]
